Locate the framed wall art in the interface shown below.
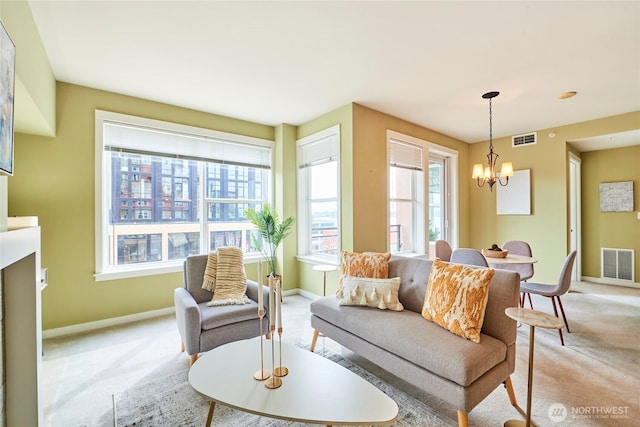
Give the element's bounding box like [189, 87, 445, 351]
[599, 181, 634, 212]
[497, 169, 531, 215]
[0, 20, 15, 176]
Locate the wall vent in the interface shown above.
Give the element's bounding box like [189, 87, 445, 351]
[601, 248, 634, 283]
[512, 132, 537, 147]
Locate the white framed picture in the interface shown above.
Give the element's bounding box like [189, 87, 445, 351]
[599, 181, 634, 212]
[497, 169, 531, 215]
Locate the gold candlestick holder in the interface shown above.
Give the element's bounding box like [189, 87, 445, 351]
[274, 326, 289, 377]
[253, 309, 270, 381]
[265, 324, 282, 389]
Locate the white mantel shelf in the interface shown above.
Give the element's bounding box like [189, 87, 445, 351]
[0, 226, 43, 427]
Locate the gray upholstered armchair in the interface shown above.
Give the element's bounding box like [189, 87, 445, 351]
[174, 254, 270, 365]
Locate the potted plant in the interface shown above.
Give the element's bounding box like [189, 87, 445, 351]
[244, 203, 295, 277]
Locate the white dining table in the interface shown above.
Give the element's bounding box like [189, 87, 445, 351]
[484, 254, 537, 265]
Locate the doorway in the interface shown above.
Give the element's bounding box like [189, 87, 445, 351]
[569, 153, 582, 281]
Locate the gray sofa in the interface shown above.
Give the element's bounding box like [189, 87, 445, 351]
[309, 256, 520, 427]
[174, 254, 270, 365]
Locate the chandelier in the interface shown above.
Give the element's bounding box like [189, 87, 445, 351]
[472, 91, 513, 191]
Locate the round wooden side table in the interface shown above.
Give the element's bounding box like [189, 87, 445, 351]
[312, 264, 337, 296]
[504, 307, 564, 427]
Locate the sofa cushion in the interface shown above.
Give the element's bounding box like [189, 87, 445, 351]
[389, 255, 432, 314]
[310, 296, 506, 387]
[421, 259, 494, 343]
[200, 299, 260, 331]
[338, 276, 404, 311]
[337, 251, 391, 297]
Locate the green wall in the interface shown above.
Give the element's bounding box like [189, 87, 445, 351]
[274, 123, 299, 291]
[0, 0, 56, 136]
[10, 82, 275, 330]
[468, 126, 569, 282]
[295, 103, 470, 296]
[351, 104, 470, 250]
[296, 104, 353, 296]
[468, 112, 640, 283]
[582, 145, 640, 281]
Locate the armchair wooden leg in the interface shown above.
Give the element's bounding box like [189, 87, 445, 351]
[504, 376, 518, 406]
[457, 410, 468, 427]
[189, 353, 198, 366]
[181, 341, 185, 352]
[310, 329, 320, 352]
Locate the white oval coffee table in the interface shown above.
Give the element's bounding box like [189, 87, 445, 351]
[189, 337, 398, 426]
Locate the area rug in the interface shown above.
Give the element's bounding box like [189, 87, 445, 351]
[113, 349, 456, 427]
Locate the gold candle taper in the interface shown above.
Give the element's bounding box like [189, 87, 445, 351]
[274, 278, 288, 377]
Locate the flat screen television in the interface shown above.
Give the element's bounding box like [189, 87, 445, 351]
[0, 20, 15, 176]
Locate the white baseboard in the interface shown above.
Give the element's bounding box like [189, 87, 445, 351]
[42, 289, 318, 339]
[581, 276, 640, 289]
[294, 288, 321, 301]
[42, 307, 175, 339]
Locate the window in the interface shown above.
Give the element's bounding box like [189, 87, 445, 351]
[388, 136, 426, 255]
[297, 125, 340, 263]
[387, 130, 458, 257]
[95, 110, 272, 280]
[428, 155, 447, 242]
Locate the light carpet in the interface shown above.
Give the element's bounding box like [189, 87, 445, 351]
[113, 349, 456, 427]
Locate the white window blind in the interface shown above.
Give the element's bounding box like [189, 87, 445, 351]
[298, 128, 339, 168]
[103, 119, 271, 170]
[389, 139, 423, 171]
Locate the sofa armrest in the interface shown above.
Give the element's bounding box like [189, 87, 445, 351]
[482, 269, 520, 347]
[174, 287, 201, 355]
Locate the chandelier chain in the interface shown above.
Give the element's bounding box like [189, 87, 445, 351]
[488, 96, 493, 151]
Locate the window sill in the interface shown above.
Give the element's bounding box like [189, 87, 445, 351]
[95, 263, 182, 282]
[296, 255, 339, 267]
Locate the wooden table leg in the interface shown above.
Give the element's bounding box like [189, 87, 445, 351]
[205, 401, 216, 427]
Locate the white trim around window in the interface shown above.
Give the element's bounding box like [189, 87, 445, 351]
[94, 110, 273, 281]
[386, 130, 459, 256]
[296, 125, 341, 265]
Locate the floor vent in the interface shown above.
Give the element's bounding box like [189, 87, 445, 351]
[601, 248, 634, 282]
[512, 132, 537, 147]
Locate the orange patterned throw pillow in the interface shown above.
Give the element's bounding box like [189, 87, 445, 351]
[421, 258, 494, 343]
[337, 251, 392, 297]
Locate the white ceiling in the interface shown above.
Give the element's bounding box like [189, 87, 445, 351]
[27, 1, 640, 150]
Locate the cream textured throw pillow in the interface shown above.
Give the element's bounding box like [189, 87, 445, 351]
[207, 246, 250, 306]
[339, 276, 404, 311]
[421, 258, 494, 343]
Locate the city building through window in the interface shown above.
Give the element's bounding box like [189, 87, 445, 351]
[95, 111, 272, 280]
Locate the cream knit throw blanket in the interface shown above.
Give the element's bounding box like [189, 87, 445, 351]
[201, 247, 249, 306]
[201, 251, 218, 292]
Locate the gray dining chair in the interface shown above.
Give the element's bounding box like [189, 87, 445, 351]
[435, 240, 452, 262]
[501, 240, 534, 281]
[450, 248, 489, 267]
[520, 250, 577, 346]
